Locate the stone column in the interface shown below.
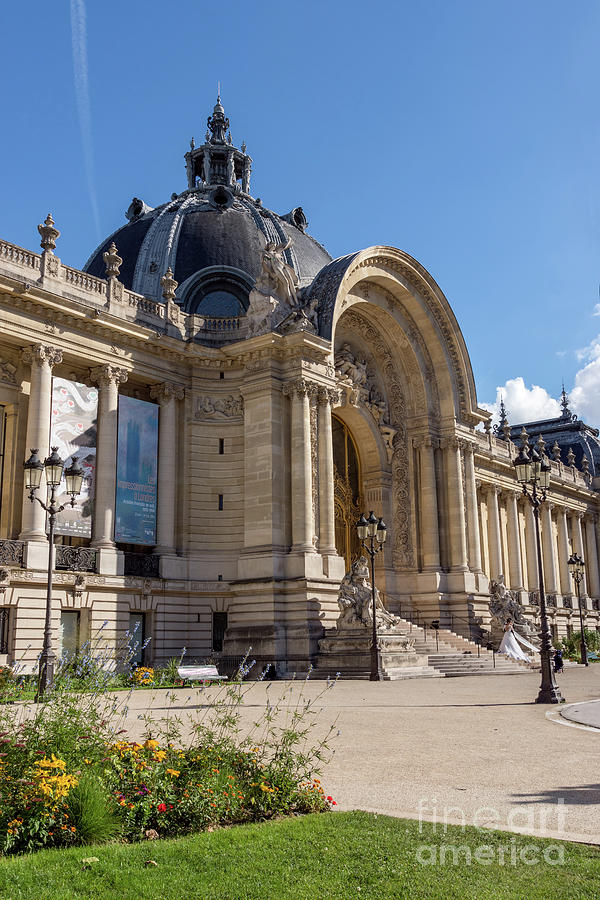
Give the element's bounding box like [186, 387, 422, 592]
[572, 513, 588, 595]
[486, 485, 503, 581]
[444, 437, 468, 571]
[149, 382, 184, 554]
[505, 489, 524, 590]
[285, 379, 314, 552]
[540, 503, 559, 596]
[463, 442, 482, 573]
[418, 436, 441, 570]
[523, 498, 539, 591]
[19, 344, 63, 541]
[556, 508, 572, 598]
[317, 388, 337, 556]
[585, 516, 600, 599]
[90, 365, 128, 548]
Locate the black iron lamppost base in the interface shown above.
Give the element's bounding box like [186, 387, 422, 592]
[536, 686, 564, 704]
[369, 661, 384, 682]
[35, 653, 56, 703]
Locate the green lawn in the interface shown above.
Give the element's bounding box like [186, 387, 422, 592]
[0, 811, 598, 900]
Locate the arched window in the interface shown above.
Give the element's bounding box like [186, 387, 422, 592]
[178, 267, 253, 316]
[332, 416, 362, 569]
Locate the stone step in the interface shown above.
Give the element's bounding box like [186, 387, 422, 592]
[427, 653, 529, 676]
[382, 666, 445, 681]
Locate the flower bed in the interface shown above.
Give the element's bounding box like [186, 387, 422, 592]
[0, 651, 337, 855]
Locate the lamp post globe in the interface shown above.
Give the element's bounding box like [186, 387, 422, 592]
[567, 553, 588, 667]
[512, 442, 563, 704]
[23, 446, 82, 700]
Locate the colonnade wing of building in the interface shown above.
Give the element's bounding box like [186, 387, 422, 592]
[0, 101, 599, 674]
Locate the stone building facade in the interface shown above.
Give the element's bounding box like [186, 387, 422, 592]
[0, 98, 599, 673]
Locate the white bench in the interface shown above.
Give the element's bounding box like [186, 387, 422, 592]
[177, 665, 227, 683]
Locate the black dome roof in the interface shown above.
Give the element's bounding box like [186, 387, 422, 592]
[83, 192, 331, 309]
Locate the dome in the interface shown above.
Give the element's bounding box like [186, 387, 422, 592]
[83, 98, 331, 316]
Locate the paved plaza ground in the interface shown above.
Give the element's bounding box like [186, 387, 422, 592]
[120, 667, 600, 846]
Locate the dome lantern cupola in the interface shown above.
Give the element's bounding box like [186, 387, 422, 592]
[184, 95, 252, 194]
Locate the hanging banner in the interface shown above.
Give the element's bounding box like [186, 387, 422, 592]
[50, 378, 98, 537]
[115, 395, 158, 545]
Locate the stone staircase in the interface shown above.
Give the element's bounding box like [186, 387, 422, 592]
[390, 616, 537, 679]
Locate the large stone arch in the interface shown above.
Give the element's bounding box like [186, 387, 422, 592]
[332, 306, 416, 572]
[307, 246, 485, 427]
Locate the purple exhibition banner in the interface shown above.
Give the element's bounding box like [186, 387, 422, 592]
[115, 395, 158, 545]
[50, 378, 98, 537]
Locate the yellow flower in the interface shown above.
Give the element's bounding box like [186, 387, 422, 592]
[36, 754, 66, 771]
[144, 739, 159, 750]
[153, 750, 167, 762]
[165, 768, 180, 777]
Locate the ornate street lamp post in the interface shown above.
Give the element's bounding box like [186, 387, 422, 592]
[567, 552, 588, 666]
[512, 444, 563, 703]
[23, 448, 84, 700]
[356, 511, 387, 681]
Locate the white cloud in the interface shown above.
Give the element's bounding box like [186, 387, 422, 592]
[70, 0, 100, 238]
[480, 377, 561, 427]
[570, 335, 600, 428]
[593, 303, 600, 317]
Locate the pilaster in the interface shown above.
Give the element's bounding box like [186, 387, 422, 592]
[149, 382, 185, 559]
[19, 344, 63, 543]
[89, 364, 128, 551]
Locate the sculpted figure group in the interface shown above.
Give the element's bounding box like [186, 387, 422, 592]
[336, 556, 401, 631]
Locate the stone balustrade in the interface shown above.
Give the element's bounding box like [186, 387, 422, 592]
[0, 236, 170, 333]
[0, 238, 41, 273]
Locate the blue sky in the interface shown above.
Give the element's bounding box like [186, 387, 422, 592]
[2, 1, 600, 425]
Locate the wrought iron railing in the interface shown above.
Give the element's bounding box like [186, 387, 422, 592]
[123, 553, 160, 578]
[55, 546, 98, 573]
[0, 607, 9, 654]
[0, 540, 24, 568]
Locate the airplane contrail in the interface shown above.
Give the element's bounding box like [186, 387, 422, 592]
[70, 0, 101, 239]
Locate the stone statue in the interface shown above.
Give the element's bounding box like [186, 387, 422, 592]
[254, 239, 299, 308]
[366, 386, 388, 423]
[489, 575, 539, 646]
[336, 556, 400, 631]
[203, 147, 211, 184]
[335, 344, 368, 387]
[226, 153, 235, 186]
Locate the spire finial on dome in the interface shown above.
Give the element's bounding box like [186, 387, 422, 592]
[560, 382, 571, 419]
[208, 91, 229, 143]
[493, 392, 509, 439]
[184, 96, 253, 193]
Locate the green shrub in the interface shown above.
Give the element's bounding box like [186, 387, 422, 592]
[561, 629, 600, 660]
[65, 774, 122, 845]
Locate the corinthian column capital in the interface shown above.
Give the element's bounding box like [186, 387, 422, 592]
[317, 386, 340, 406]
[89, 364, 129, 387]
[22, 344, 63, 368]
[149, 382, 185, 404]
[282, 378, 317, 400]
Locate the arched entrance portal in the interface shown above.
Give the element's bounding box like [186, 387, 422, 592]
[332, 415, 362, 569]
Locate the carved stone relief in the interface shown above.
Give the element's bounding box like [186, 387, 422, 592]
[310, 398, 319, 540]
[195, 395, 244, 419]
[0, 358, 17, 385]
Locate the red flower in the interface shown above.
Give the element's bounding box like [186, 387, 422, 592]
[157, 802, 167, 813]
[326, 796, 337, 805]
